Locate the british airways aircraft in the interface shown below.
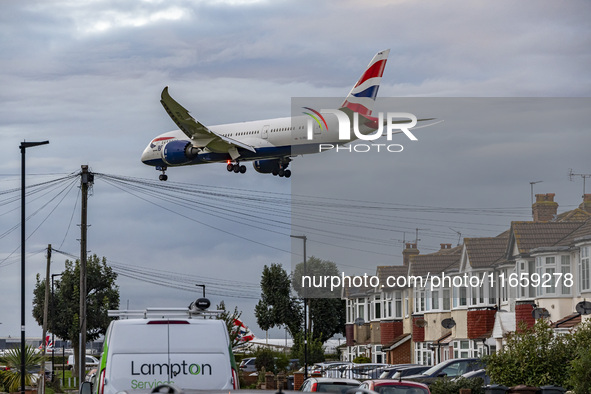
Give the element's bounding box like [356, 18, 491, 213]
[141, 49, 426, 180]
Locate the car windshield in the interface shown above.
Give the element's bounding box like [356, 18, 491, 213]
[375, 385, 429, 394]
[421, 363, 445, 376]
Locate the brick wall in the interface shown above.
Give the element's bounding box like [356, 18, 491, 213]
[467, 309, 496, 339]
[515, 302, 535, 331]
[412, 316, 425, 342]
[345, 324, 354, 346]
[380, 321, 403, 345]
[532, 193, 558, 222]
[387, 340, 411, 364]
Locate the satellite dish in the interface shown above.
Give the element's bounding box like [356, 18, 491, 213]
[415, 318, 427, 328]
[532, 307, 550, 319]
[441, 318, 456, 329]
[576, 301, 591, 315]
[354, 318, 365, 326]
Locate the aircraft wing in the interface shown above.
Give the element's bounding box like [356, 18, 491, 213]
[160, 87, 256, 157]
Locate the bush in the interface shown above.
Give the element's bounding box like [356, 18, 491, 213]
[568, 346, 591, 394]
[352, 356, 371, 364]
[254, 348, 276, 373]
[430, 377, 485, 394]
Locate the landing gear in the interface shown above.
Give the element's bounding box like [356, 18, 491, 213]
[156, 166, 168, 181]
[227, 162, 247, 174]
[272, 160, 291, 178]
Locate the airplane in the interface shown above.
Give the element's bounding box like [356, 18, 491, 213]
[231, 318, 343, 354]
[141, 49, 433, 180]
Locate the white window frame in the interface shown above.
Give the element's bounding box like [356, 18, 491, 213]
[580, 246, 590, 292]
[414, 342, 433, 366]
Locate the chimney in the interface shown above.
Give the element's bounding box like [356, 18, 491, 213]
[402, 243, 419, 266]
[440, 243, 452, 250]
[532, 193, 558, 222]
[579, 194, 591, 214]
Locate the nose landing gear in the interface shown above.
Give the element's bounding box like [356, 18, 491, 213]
[157, 166, 168, 181]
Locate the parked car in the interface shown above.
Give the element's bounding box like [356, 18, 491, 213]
[340, 363, 393, 380]
[66, 355, 100, 370]
[300, 377, 361, 393]
[357, 379, 431, 394]
[455, 368, 490, 385]
[379, 364, 419, 379]
[404, 358, 483, 386]
[239, 357, 257, 373]
[381, 365, 431, 380]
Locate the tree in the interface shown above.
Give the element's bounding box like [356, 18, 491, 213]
[32, 255, 119, 377]
[292, 256, 346, 342]
[291, 332, 325, 365]
[216, 300, 244, 348]
[254, 263, 302, 338]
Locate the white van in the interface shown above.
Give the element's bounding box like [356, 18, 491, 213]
[96, 304, 238, 394]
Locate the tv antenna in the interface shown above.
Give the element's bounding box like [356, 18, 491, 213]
[529, 180, 543, 205]
[449, 227, 462, 246]
[568, 169, 591, 197]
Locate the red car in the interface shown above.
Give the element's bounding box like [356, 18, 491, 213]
[357, 379, 430, 394]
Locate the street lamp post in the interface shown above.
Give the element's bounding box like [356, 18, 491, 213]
[51, 273, 62, 381]
[290, 234, 308, 380]
[20, 140, 49, 394]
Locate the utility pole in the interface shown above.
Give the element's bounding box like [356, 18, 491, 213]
[79, 165, 93, 384]
[290, 235, 308, 380]
[40, 244, 51, 394]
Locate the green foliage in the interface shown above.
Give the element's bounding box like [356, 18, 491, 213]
[568, 321, 591, 394]
[291, 332, 325, 365]
[255, 263, 302, 338]
[32, 255, 119, 377]
[254, 348, 276, 373]
[352, 356, 371, 364]
[216, 301, 243, 348]
[0, 346, 44, 392]
[430, 377, 485, 394]
[292, 257, 347, 342]
[484, 319, 591, 388]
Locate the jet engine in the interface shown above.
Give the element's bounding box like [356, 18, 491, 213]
[162, 140, 199, 165]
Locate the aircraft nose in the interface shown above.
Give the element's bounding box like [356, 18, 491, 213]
[141, 144, 152, 164]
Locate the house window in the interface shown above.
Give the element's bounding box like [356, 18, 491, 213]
[414, 342, 433, 366]
[581, 247, 590, 292]
[453, 340, 475, 359]
[347, 299, 354, 323]
[395, 291, 403, 318]
[534, 255, 572, 297]
[561, 255, 571, 295]
[372, 295, 381, 320]
[404, 290, 410, 317]
[414, 288, 426, 313]
[453, 281, 468, 308]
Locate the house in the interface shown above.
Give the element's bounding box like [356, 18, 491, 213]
[342, 193, 591, 365]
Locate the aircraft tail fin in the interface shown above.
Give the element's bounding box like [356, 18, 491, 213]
[341, 49, 390, 116]
[232, 318, 255, 343]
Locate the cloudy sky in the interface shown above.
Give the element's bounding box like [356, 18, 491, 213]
[1, 0, 590, 341]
